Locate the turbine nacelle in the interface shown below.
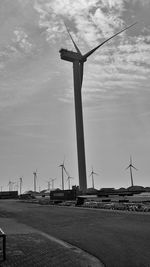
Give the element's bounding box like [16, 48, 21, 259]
[59, 48, 86, 63]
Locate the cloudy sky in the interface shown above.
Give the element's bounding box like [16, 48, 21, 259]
[0, 0, 150, 192]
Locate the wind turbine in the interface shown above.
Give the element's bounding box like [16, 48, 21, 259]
[59, 22, 137, 193]
[8, 180, 14, 191]
[59, 160, 68, 190]
[67, 176, 74, 190]
[89, 166, 98, 189]
[51, 178, 56, 190]
[33, 169, 38, 192]
[47, 180, 51, 191]
[8, 181, 11, 191]
[65, 170, 74, 190]
[44, 178, 51, 191]
[14, 182, 19, 191]
[19, 177, 23, 195]
[126, 156, 138, 187]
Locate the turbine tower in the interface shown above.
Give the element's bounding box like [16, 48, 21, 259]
[33, 170, 37, 192]
[126, 156, 138, 187]
[89, 166, 98, 189]
[59, 22, 136, 193]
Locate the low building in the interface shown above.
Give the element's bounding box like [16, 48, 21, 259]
[0, 191, 18, 199]
[50, 189, 77, 203]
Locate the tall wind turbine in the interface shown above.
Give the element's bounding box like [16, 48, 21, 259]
[59, 160, 67, 190]
[126, 156, 138, 187]
[33, 169, 37, 192]
[59, 22, 136, 193]
[89, 167, 98, 189]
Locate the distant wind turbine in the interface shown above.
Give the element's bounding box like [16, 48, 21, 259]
[33, 169, 38, 192]
[89, 166, 98, 189]
[8, 181, 11, 191]
[47, 180, 51, 191]
[65, 170, 74, 190]
[126, 156, 138, 187]
[44, 178, 51, 191]
[19, 177, 23, 195]
[59, 160, 68, 190]
[60, 22, 137, 193]
[14, 182, 19, 191]
[51, 178, 56, 190]
[8, 180, 14, 191]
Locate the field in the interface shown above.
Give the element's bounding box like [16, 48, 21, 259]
[0, 199, 150, 267]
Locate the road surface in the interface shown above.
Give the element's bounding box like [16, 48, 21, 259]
[0, 200, 150, 267]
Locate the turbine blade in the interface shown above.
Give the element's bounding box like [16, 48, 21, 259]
[130, 155, 132, 165]
[131, 165, 138, 171]
[63, 166, 69, 177]
[65, 24, 82, 55]
[125, 165, 130, 170]
[83, 22, 137, 59]
[63, 155, 66, 165]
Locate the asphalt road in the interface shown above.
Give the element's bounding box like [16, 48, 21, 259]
[0, 200, 150, 267]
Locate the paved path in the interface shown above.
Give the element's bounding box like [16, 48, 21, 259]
[0, 217, 103, 267]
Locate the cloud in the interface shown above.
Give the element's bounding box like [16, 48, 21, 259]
[13, 28, 33, 53]
[0, 0, 150, 108]
[0, 1, 60, 108]
[34, 0, 125, 46]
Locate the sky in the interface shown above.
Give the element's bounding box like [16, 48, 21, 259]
[0, 0, 150, 192]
